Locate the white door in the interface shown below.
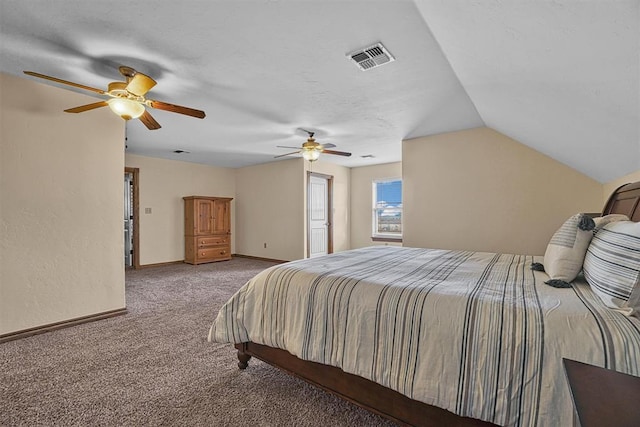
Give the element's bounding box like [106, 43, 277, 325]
[309, 174, 329, 258]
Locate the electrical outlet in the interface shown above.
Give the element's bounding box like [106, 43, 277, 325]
[263, 243, 267, 248]
[145, 208, 152, 214]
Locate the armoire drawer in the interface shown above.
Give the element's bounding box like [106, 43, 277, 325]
[197, 246, 231, 261]
[198, 236, 229, 247]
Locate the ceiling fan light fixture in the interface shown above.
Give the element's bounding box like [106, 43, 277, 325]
[302, 149, 321, 162]
[23, 69, 205, 130]
[107, 98, 145, 120]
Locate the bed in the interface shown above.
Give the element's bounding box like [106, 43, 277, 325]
[209, 182, 640, 426]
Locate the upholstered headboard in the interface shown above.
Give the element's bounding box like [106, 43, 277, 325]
[602, 181, 640, 222]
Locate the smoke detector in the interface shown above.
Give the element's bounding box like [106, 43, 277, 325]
[347, 42, 395, 71]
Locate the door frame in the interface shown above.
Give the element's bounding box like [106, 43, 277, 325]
[125, 167, 140, 269]
[307, 171, 333, 258]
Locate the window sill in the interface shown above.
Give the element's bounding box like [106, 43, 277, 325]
[371, 236, 403, 243]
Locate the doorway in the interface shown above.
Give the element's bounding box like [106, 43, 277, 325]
[124, 167, 140, 269]
[307, 172, 333, 258]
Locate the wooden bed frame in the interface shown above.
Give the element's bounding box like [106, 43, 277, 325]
[234, 181, 640, 427]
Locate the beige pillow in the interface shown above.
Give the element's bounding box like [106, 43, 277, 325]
[543, 214, 595, 285]
[543, 213, 629, 286]
[593, 214, 629, 230]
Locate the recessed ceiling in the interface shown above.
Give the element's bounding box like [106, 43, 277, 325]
[0, 0, 637, 182]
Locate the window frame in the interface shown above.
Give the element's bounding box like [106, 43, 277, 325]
[371, 178, 403, 242]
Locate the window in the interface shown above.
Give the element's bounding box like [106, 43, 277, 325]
[372, 179, 402, 240]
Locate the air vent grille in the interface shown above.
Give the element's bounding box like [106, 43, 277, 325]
[348, 42, 395, 71]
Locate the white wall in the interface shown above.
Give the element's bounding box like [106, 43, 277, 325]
[235, 159, 305, 261]
[124, 154, 236, 265]
[350, 162, 402, 249]
[403, 127, 603, 255]
[1, 72, 124, 335]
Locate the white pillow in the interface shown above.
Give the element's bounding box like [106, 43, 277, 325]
[583, 220, 640, 316]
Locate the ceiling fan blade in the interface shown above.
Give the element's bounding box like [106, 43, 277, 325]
[139, 110, 161, 130]
[276, 145, 303, 149]
[148, 100, 206, 119]
[23, 71, 107, 95]
[126, 72, 157, 96]
[320, 143, 336, 149]
[274, 151, 301, 159]
[322, 149, 352, 157]
[64, 101, 108, 113]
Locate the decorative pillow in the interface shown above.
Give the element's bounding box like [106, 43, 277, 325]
[583, 221, 640, 316]
[593, 214, 630, 230]
[540, 213, 630, 288]
[542, 213, 597, 287]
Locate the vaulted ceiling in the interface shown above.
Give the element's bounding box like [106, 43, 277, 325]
[0, 0, 637, 182]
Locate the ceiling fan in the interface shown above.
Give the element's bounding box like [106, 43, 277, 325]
[275, 130, 351, 162]
[23, 66, 206, 130]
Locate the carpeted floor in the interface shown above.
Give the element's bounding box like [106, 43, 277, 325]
[0, 258, 395, 426]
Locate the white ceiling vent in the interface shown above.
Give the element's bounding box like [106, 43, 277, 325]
[348, 42, 395, 71]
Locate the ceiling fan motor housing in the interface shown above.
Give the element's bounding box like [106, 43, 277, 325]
[302, 137, 321, 150]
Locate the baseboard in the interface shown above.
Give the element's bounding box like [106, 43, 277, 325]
[138, 258, 288, 268]
[137, 260, 185, 269]
[0, 308, 128, 344]
[232, 254, 288, 264]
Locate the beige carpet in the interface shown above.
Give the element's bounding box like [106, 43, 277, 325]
[0, 258, 395, 426]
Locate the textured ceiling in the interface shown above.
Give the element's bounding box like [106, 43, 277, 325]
[0, 0, 638, 182]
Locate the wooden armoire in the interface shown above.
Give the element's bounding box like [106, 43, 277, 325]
[183, 196, 233, 264]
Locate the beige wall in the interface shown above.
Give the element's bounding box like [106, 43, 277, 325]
[603, 169, 640, 204]
[124, 154, 236, 265]
[1, 72, 124, 335]
[403, 127, 603, 255]
[235, 159, 305, 261]
[350, 162, 403, 249]
[304, 160, 351, 254]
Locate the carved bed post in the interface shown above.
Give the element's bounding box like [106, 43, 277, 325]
[236, 343, 252, 369]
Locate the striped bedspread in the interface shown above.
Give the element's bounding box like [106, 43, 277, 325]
[209, 246, 640, 426]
